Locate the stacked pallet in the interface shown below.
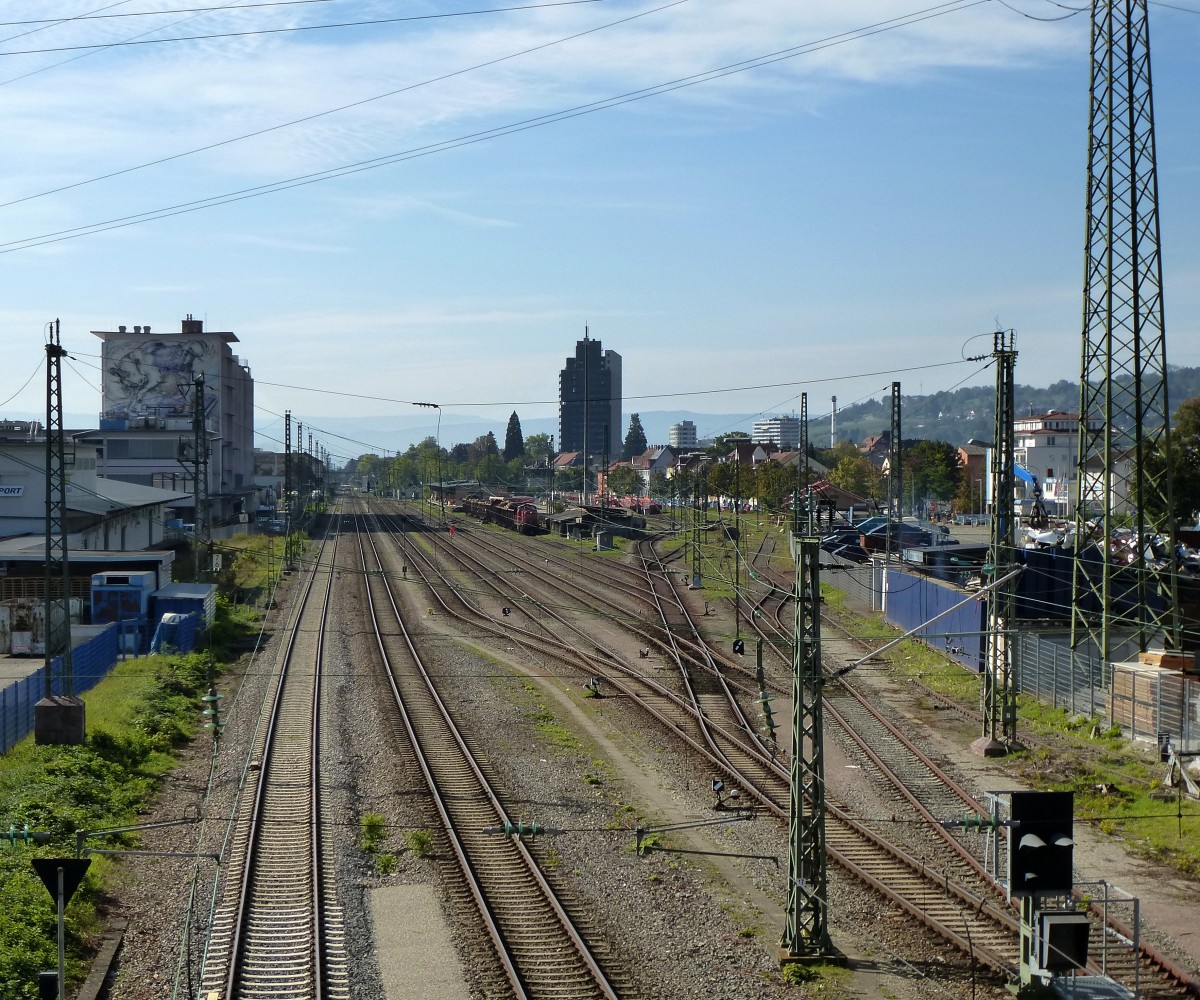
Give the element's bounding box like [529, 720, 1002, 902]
[1137, 649, 1199, 672]
[1108, 659, 1187, 739]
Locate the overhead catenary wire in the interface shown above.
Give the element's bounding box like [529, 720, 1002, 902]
[0, 0, 605, 30]
[0, 0, 657, 210]
[0, 0, 991, 252]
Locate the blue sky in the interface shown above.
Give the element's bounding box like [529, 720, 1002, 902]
[2, 1, 1197, 462]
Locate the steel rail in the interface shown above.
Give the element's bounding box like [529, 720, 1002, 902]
[354, 506, 621, 1000]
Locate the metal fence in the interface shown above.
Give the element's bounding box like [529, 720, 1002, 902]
[0, 623, 120, 754]
[820, 556, 1199, 752]
[1015, 630, 1197, 750]
[1015, 631, 1107, 720]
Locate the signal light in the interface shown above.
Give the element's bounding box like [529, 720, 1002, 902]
[733, 638, 745, 656]
[1008, 791, 1074, 896]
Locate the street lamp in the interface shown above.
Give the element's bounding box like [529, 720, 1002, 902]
[976, 477, 983, 519]
[415, 402, 443, 521]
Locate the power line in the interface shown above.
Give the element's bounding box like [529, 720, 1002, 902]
[0, 0, 609, 57]
[0, 0, 680, 210]
[0, 0, 495, 29]
[0, 0, 989, 252]
[54, 345, 984, 412]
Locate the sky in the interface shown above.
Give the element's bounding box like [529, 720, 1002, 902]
[2, 0, 1198, 464]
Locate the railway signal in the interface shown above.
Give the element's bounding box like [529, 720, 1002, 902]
[998, 790, 1088, 989]
[30, 857, 91, 1000]
[1008, 791, 1074, 897]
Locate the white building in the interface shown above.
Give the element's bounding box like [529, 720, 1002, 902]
[1013, 409, 1102, 517]
[752, 415, 800, 449]
[0, 421, 188, 549]
[668, 421, 697, 449]
[82, 316, 256, 523]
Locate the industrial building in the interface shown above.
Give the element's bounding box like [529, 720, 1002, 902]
[81, 315, 256, 524]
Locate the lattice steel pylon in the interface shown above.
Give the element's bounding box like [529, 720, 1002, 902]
[43, 320, 74, 697]
[796, 393, 812, 536]
[974, 331, 1019, 757]
[1072, 0, 1180, 661]
[886, 383, 902, 560]
[781, 538, 834, 960]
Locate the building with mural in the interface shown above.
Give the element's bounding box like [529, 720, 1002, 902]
[81, 316, 255, 523]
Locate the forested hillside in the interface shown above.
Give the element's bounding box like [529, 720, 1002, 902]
[831, 366, 1200, 446]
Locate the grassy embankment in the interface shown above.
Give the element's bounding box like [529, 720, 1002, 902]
[0, 539, 274, 999]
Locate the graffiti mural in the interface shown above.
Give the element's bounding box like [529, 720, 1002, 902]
[103, 338, 217, 420]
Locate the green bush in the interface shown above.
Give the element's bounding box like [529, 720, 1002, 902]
[405, 829, 434, 857]
[0, 650, 226, 993]
[359, 813, 387, 853]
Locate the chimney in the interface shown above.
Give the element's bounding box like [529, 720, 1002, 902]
[118, 325, 127, 333]
[181, 314, 204, 335]
[134, 326, 142, 333]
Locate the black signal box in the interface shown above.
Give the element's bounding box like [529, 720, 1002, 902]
[1008, 790, 1074, 896]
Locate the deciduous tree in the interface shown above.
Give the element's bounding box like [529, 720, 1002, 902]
[607, 464, 641, 496]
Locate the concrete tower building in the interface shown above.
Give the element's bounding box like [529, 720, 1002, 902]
[557, 331, 622, 460]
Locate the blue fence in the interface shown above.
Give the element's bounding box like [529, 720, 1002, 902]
[0, 623, 120, 755]
[883, 568, 987, 672]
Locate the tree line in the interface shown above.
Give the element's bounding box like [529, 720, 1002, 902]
[345, 399, 1200, 525]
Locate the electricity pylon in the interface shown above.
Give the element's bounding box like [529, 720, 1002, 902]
[1072, 0, 1180, 661]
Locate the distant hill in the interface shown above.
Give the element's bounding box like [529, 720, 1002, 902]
[827, 366, 1200, 447]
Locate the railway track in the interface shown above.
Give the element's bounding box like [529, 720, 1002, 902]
[376, 500, 1028, 977]
[199, 515, 349, 999]
[743, 540, 1200, 998]
[376, 498, 1200, 994]
[354, 507, 627, 1000]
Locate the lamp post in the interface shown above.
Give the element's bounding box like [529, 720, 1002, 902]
[415, 402, 443, 522]
[976, 477, 983, 520]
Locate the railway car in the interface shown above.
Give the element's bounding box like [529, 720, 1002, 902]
[463, 496, 542, 535]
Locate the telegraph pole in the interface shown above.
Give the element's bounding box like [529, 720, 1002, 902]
[283, 411, 293, 569]
[886, 383, 902, 563]
[191, 374, 210, 583]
